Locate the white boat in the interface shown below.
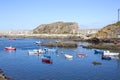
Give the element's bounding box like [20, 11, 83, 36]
[64, 54, 73, 59]
[108, 55, 119, 59]
[28, 51, 37, 55]
[35, 41, 42, 44]
[28, 49, 39, 55]
[48, 48, 57, 52]
[103, 50, 120, 56]
[38, 49, 45, 54]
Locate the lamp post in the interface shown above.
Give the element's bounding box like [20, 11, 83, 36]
[118, 9, 120, 22]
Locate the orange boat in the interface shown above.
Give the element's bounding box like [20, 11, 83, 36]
[5, 46, 16, 50]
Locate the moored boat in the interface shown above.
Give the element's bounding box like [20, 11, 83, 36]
[102, 55, 111, 60]
[43, 55, 51, 59]
[5, 46, 16, 50]
[42, 58, 52, 64]
[35, 41, 42, 44]
[114, 41, 120, 45]
[38, 49, 45, 54]
[64, 54, 73, 59]
[94, 50, 104, 54]
[77, 54, 86, 58]
[9, 38, 16, 40]
[103, 50, 120, 56]
[28, 50, 39, 55]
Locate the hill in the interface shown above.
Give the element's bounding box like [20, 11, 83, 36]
[32, 22, 79, 34]
[95, 21, 120, 38]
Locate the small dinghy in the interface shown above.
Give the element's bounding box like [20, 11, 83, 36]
[5, 46, 16, 50]
[94, 50, 104, 54]
[102, 55, 111, 60]
[64, 54, 73, 59]
[77, 54, 86, 58]
[42, 58, 52, 64]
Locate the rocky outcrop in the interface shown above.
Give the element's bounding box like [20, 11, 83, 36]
[41, 41, 77, 48]
[33, 22, 79, 34]
[95, 21, 120, 38]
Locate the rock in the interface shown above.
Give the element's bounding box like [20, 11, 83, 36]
[41, 41, 77, 48]
[92, 61, 102, 65]
[33, 21, 79, 34]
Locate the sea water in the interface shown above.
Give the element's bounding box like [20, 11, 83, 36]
[0, 38, 120, 80]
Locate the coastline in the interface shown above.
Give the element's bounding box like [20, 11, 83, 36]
[0, 68, 13, 80]
[0, 33, 82, 39]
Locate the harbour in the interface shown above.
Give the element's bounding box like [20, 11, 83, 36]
[0, 38, 120, 80]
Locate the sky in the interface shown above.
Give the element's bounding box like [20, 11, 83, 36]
[0, 0, 120, 30]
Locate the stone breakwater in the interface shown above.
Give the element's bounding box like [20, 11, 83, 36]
[1, 33, 81, 39]
[0, 30, 80, 38]
[0, 29, 99, 39]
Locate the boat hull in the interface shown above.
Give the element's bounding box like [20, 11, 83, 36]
[64, 54, 73, 59]
[102, 55, 111, 60]
[5, 47, 16, 50]
[77, 54, 86, 58]
[42, 58, 52, 64]
[94, 50, 104, 54]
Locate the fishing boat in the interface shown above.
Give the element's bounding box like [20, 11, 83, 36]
[28, 51, 36, 55]
[38, 49, 45, 54]
[28, 49, 39, 55]
[77, 54, 86, 58]
[94, 50, 104, 54]
[101, 55, 111, 60]
[103, 50, 120, 56]
[108, 55, 119, 59]
[35, 41, 42, 44]
[48, 48, 57, 52]
[64, 54, 73, 59]
[5, 46, 16, 50]
[43, 55, 51, 59]
[9, 38, 16, 40]
[42, 58, 52, 64]
[114, 41, 120, 45]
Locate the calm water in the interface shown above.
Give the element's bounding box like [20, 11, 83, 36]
[0, 38, 120, 80]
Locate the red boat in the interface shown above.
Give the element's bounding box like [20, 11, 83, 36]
[114, 41, 120, 45]
[42, 58, 52, 64]
[77, 54, 86, 58]
[5, 46, 16, 50]
[9, 38, 16, 40]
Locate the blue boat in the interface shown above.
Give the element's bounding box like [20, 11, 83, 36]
[94, 50, 104, 54]
[44, 48, 58, 54]
[43, 55, 51, 59]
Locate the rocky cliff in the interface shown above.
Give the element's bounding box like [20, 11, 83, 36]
[33, 22, 79, 34]
[95, 21, 120, 38]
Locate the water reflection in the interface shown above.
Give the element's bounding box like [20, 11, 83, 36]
[5, 50, 16, 53]
[65, 58, 73, 60]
